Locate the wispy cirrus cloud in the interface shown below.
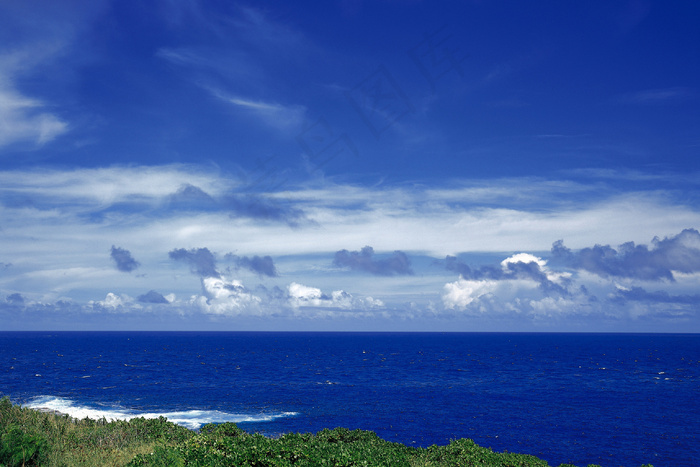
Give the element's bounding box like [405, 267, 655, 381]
[156, 5, 313, 134]
[157, 46, 308, 132]
[0, 164, 231, 207]
[0, 84, 68, 148]
[210, 90, 307, 132]
[2, 165, 699, 259]
[0, 1, 110, 149]
[223, 193, 307, 225]
[0, 46, 69, 148]
[616, 87, 696, 105]
[228, 6, 311, 53]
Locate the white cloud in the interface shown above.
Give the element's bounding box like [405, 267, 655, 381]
[288, 282, 340, 308]
[194, 276, 262, 315]
[156, 4, 313, 135]
[288, 282, 323, 302]
[287, 282, 383, 310]
[88, 292, 137, 311]
[501, 253, 546, 269]
[617, 87, 696, 104]
[3, 166, 699, 258]
[1, 163, 699, 330]
[0, 164, 231, 206]
[442, 252, 570, 313]
[231, 6, 310, 52]
[528, 296, 578, 317]
[212, 90, 306, 132]
[441, 276, 597, 319]
[500, 252, 571, 283]
[442, 278, 499, 310]
[0, 79, 69, 148]
[0, 1, 109, 148]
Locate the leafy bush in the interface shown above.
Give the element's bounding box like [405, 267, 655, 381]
[126, 445, 185, 467]
[199, 422, 246, 438]
[0, 425, 49, 467]
[128, 416, 193, 443]
[1, 397, 656, 467]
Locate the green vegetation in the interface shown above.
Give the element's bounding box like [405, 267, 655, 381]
[0, 397, 191, 466]
[1, 397, 652, 467]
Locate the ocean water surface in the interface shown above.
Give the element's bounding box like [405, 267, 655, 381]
[1, 332, 697, 467]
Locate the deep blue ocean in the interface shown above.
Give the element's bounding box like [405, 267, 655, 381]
[1, 332, 698, 467]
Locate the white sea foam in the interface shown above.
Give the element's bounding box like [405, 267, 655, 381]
[25, 396, 297, 430]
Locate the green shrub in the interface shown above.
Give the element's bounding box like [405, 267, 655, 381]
[0, 425, 49, 467]
[126, 445, 185, 467]
[0, 397, 656, 467]
[199, 422, 246, 438]
[128, 416, 193, 443]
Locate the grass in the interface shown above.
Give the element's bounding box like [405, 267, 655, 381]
[1, 397, 652, 467]
[0, 397, 191, 466]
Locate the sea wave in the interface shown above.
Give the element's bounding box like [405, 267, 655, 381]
[25, 395, 297, 430]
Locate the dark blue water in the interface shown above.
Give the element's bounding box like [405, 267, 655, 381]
[1, 332, 698, 467]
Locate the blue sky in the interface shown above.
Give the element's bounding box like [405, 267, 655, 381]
[1, 0, 699, 331]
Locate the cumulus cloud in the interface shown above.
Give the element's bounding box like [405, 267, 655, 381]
[441, 251, 583, 314]
[333, 246, 413, 276]
[441, 277, 605, 321]
[527, 296, 594, 319]
[3, 160, 700, 330]
[551, 228, 700, 281]
[110, 246, 140, 273]
[440, 241, 700, 325]
[287, 282, 384, 310]
[193, 276, 262, 315]
[442, 278, 499, 310]
[88, 292, 135, 311]
[137, 290, 170, 304]
[169, 247, 220, 278]
[444, 253, 570, 295]
[287, 282, 329, 307]
[226, 254, 278, 277]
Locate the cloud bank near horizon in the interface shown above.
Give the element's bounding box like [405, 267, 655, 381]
[2, 229, 700, 331]
[0, 164, 699, 331]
